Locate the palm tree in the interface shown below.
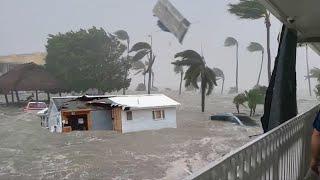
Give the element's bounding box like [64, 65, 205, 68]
[114, 30, 130, 95]
[310, 67, 320, 97]
[233, 93, 247, 113]
[212, 67, 225, 94]
[130, 42, 155, 94]
[132, 61, 147, 86]
[225, 37, 239, 93]
[228, 0, 272, 82]
[245, 88, 264, 116]
[172, 50, 217, 112]
[247, 42, 264, 86]
[173, 64, 184, 95]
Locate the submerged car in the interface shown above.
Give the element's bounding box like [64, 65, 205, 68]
[24, 102, 47, 113]
[210, 113, 258, 126]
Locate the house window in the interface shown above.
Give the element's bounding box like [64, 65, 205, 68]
[152, 110, 165, 120]
[126, 111, 133, 120]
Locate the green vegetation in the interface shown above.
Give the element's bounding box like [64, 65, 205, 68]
[233, 93, 247, 113]
[233, 86, 265, 116]
[309, 67, 320, 97]
[129, 42, 155, 94]
[212, 67, 225, 94]
[114, 30, 131, 95]
[224, 37, 239, 93]
[228, 0, 272, 82]
[172, 50, 217, 112]
[45, 27, 129, 93]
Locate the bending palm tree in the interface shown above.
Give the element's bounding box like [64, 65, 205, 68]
[114, 30, 130, 95]
[173, 64, 184, 95]
[228, 0, 272, 82]
[247, 42, 264, 86]
[172, 50, 217, 112]
[225, 37, 239, 93]
[130, 42, 155, 94]
[132, 61, 147, 86]
[212, 67, 225, 94]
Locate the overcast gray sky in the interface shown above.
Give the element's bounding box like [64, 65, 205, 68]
[0, 0, 319, 93]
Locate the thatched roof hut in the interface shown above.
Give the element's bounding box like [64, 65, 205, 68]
[0, 62, 66, 93]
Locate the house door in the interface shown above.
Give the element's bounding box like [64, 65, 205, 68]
[68, 115, 88, 131]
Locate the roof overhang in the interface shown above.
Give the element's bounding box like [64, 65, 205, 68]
[259, 0, 320, 55]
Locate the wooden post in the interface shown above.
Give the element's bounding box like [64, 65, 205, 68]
[4, 94, 9, 106]
[35, 90, 39, 101]
[47, 92, 50, 102]
[59, 92, 62, 97]
[11, 91, 14, 103]
[15, 91, 20, 103]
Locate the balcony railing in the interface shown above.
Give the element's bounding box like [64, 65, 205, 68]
[185, 105, 319, 180]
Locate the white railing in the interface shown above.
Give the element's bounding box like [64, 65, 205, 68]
[186, 105, 319, 180]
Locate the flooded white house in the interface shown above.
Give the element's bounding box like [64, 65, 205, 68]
[47, 94, 180, 133]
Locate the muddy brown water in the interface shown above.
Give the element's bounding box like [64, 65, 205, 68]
[0, 91, 317, 179]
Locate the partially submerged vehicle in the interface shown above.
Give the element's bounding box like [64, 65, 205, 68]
[23, 101, 47, 113]
[210, 113, 258, 126]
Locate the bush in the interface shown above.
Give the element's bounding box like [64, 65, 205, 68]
[135, 83, 146, 91]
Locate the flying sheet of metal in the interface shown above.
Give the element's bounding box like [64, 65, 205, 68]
[153, 0, 190, 44]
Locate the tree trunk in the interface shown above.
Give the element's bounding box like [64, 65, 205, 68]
[4, 94, 9, 106]
[201, 73, 205, 112]
[179, 72, 183, 95]
[122, 40, 130, 95]
[236, 43, 239, 93]
[221, 78, 225, 95]
[59, 92, 62, 97]
[35, 90, 39, 101]
[151, 71, 154, 88]
[265, 15, 272, 82]
[47, 92, 50, 102]
[306, 46, 312, 96]
[15, 91, 20, 103]
[11, 91, 14, 103]
[148, 69, 152, 94]
[236, 104, 239, 114]
[256, 51, 264, 86]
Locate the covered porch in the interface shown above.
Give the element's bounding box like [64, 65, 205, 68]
[187, 0, 320, 179]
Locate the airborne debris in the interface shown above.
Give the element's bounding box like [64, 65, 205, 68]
[153, 0, 190, 44]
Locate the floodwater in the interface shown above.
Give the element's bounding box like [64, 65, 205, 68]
[0, 91, 318, 179]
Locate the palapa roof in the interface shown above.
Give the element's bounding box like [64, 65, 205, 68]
[0, 52, 46, 65]
[0, 62, 66, 93]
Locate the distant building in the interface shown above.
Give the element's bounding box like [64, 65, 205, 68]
[0, 52, 46, 76]
[47, 94, 180, 133]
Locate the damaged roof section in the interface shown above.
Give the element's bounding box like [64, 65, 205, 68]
[52, 94, 180, 111]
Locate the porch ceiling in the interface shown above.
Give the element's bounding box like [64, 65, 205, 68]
[259, 0, 320, 55]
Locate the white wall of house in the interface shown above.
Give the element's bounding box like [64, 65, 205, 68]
[121, 107, 177, 133]
[48, 101, 62, 133]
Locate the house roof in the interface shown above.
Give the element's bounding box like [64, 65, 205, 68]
[51, 94, 180, 111]
[0, 62, 66, 93]
[259, 0, 320, 55]
[108, 94, 180, 109]
[0, 52, 46, 65]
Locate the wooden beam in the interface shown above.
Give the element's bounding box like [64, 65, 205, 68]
[35, 90, 39, 101]
[15, 91, 20, 103]
[298, 37, 320, 43]
[4, 94, 9, 106]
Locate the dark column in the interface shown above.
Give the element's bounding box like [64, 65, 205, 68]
[35, 90, 39, 101]
[261, 25, 298, 132]
[11, 91, 14, 103]
[47, 92, 50, 102]
[15, 91, 20, 103]
[59, 92, 62, 97]
[4, 94, 9, 106]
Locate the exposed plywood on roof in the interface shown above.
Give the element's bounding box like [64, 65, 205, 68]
[0, 52, 46, 65]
